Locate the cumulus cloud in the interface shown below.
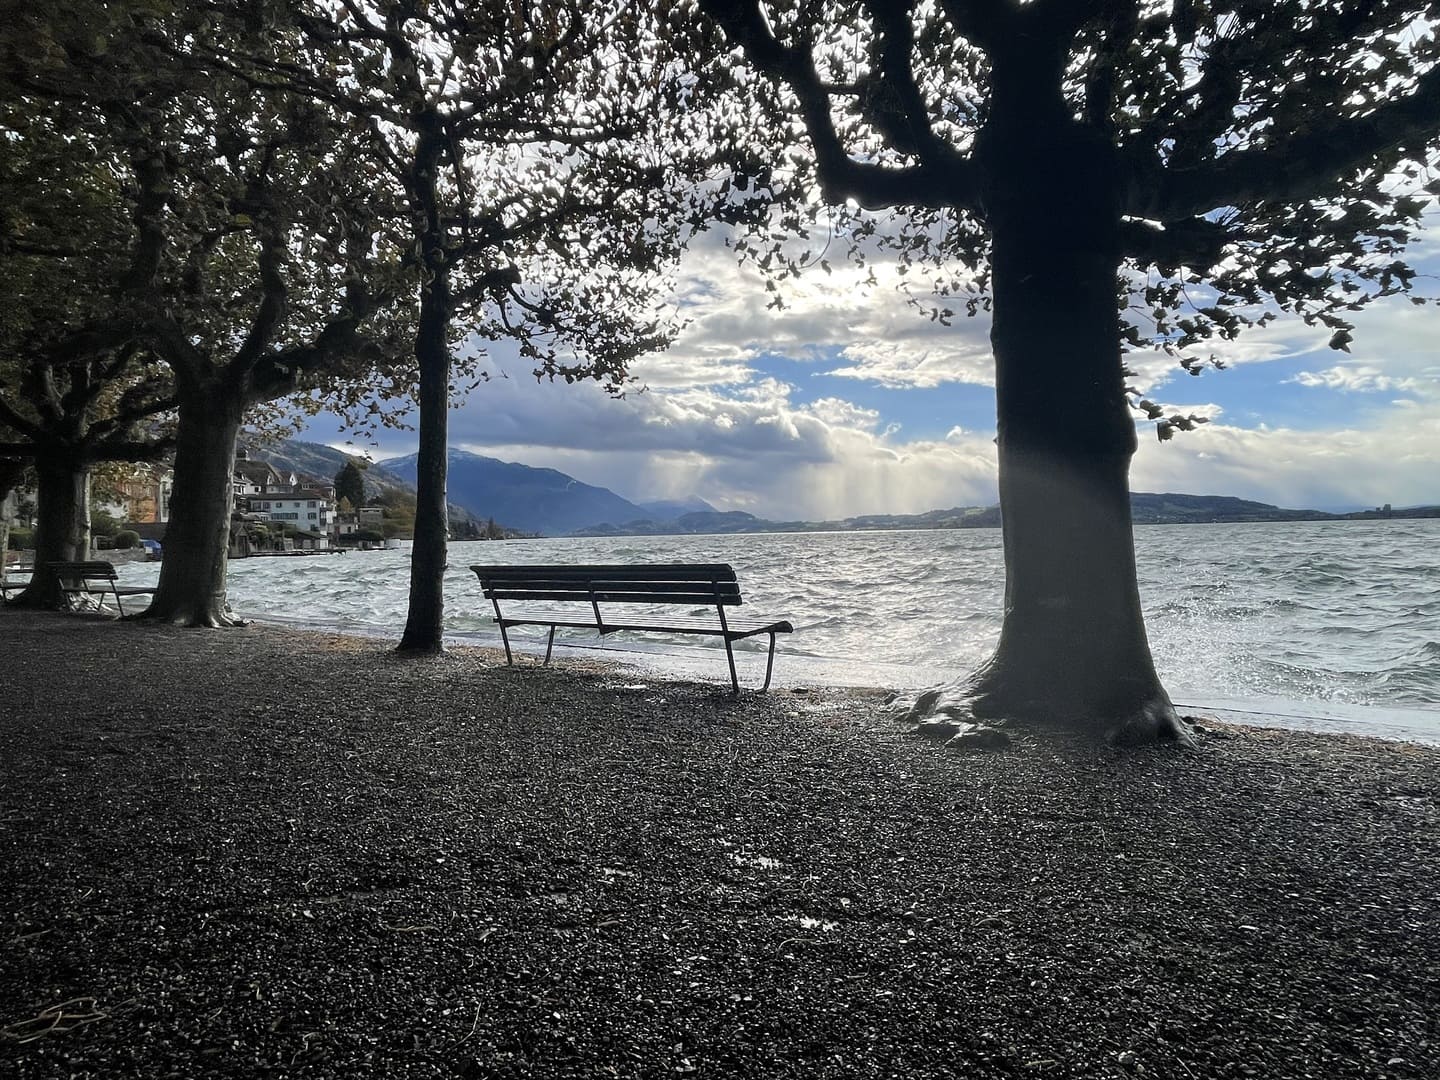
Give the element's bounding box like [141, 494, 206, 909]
[1122, 319, 1323, 396]
[825, 340, 994, 388]
[808, 397, 883, 431]
[1132, 401, 1440, 509]
[646, 228, 997, 392]
[1287, 365, 1428, 393]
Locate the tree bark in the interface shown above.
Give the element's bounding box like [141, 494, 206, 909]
[891, 115, 1189, 745]
[0, 459, 20, 586]
[398, 121, 451, 655]
[135, 382, 246, 626]
[7, 452, 91, 609]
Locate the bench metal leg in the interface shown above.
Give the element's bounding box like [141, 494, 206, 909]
[543, 625, 557, 665]
[761, 632, 777, 692]
[498, 621, 514, 665]
[720, 633, 781, 695]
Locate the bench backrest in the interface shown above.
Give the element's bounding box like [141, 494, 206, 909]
[471, 563, 743, 606]
[47, 561, 118, 581]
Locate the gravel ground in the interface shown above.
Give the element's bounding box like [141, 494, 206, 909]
[1, 608, 1437, 1079]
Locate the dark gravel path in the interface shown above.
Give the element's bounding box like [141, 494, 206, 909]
[1, 609, 1437, 1079]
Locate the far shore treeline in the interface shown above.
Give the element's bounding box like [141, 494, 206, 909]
[3, 2, 1439, 747]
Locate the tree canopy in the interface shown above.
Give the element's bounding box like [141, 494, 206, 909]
[4, 0, 416, 621]
[0, 78, 175, 469]
[699, 0, 1439, 385]
[0, 55, 178, 603]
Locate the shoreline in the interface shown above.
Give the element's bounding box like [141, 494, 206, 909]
[90, 546, 1440, 746]
[3, 608, 1438, 1078]
[197, 607, 1440, 748]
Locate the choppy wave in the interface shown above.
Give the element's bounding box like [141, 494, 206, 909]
[109, 518, 1440, 709]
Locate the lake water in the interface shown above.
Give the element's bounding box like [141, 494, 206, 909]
[111, 519, 1440, 740]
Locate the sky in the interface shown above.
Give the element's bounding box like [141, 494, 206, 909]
[304, 214, 1440, 520]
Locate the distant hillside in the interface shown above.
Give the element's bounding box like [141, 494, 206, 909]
[1130, 492, 1331, 523]
[571, 505, 1002, 536]
[247, 440, 485, 533]
[574, 493, 1438, 536]
[377, 450, 654, 537]
[638, 497, 717, 519]
[1132, 493, 1435, 523]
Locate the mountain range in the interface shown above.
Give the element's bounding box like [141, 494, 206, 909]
[377, 451, 716, 536]
[255, 440, 1438, 537]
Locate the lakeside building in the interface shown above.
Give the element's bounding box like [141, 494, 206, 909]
[233, 454, 298, 503]
[99, 465, 173, 525]
[8, 451, 381, 559]
[249, 491, 334, 535]
[230, 452, 341, 551]
[332, 504, 389, 549]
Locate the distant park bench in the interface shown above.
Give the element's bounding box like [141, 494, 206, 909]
[470, 563, 794, 694]
[0, 565, 30, 601]
[45, 560, 157, 615]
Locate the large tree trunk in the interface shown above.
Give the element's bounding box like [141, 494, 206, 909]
[397, 296, 450, 653]
[891, 116, 1189, 746]
[8, 452, 90, 609]
[136, 384, 245, 626]
[398, 122, 451, 655]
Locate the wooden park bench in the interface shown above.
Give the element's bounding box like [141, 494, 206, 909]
[470, 563, 794, 694]
[45, 560, 157, 615]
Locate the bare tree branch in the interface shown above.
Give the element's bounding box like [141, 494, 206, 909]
[1150, 56, 1440, 217]
[1119, 216, 1234, 271]
[701, 0, 978, 211]
[935, 0, 1013, 51]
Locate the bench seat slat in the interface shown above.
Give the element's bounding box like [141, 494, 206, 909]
[496, 606, 793, 638]
[59, 586, 156, 596]
[473, 563, 737, 584]
[48, 561, 122, 575]
[483, 587, 741, 605]
[481, 578, 742, 596]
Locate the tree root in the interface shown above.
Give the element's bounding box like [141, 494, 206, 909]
[126, 605, 250, 628]
[886, 669, 1196, 749]
[394, 641, 445, 658]
[0, 589, 68, 612]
